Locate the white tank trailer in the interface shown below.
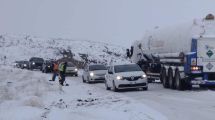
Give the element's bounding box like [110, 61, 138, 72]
[128, 14, 215, 90]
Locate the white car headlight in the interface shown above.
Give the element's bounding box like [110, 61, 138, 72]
[32, 62, 35, 65]
[116, 76, 123, 80]
[75, 68, 78, 71]
[24, 64, 27, 66]
[142, 74, 147, 78]
[90, 72, 94, 77]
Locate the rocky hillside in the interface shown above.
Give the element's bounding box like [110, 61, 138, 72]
[0, 34, 128, 65]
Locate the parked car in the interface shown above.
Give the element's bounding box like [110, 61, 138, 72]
[14, 61, 21, 68]
[82, 64, 107, 83]
[41, 60, 54, 73]
[105, 63, 148, 92]
[65, 62, 78, 76]
[28, 57, 44, 70]
[20, 61, 29, 69]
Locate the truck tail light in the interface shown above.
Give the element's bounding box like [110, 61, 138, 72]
[191, 66, 201, 71]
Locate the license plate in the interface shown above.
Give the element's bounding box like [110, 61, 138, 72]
[130, 82, 135, 84]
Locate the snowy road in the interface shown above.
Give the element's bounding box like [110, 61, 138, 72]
[119, 84, 215, 120]
[1, 66, 215, 120]
[74, 77, 215, 120]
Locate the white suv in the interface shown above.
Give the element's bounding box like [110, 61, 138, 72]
[82, 64, 107, 83]
[105, 63, 148, 92]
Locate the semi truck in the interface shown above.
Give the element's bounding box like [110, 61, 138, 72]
[128, 14, 215, 90]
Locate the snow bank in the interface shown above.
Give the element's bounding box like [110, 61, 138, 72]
[0, 66, 167, 120]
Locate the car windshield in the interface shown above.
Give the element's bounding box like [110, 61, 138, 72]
[89, 65, 107, 71]
[31, 58, 44, 62]
[67, 62, 75, 67]
[114, 64, 142, 73]
[23, 61, 28, 64]
[46, 61, 52, 65]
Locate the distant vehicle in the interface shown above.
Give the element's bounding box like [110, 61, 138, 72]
[14, 61, 21, 68]
[28, 57, 44, 70]
[105, 63, 148, 92]
[65, 62, 78, 76]
[82, 64, 107, 83]
[20, 61, 29, 69]
[41, 60, 54, 73]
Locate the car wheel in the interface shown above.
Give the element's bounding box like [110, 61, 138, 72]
[82, 76, 86, 83]
[142, 86, 148, 91]
[87, 77, 91, 84]
[105, 80, 110, 90]
[112, 81, 119, 92]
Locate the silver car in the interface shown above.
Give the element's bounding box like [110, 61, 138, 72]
[82, 64, 107, 83]
[65, 62, 78, 76]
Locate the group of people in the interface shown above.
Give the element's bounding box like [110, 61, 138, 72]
[50, 61, 68, 86]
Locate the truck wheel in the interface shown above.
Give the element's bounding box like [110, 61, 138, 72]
[162, 68, 169, 88]
[160, 70, 163, 83]
[168, 68, 175, 89]
[175, 70, 183, 90]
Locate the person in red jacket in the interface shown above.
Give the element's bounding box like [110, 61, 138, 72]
[50, 61, 59, 81]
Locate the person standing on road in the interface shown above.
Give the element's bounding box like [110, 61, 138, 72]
[50, 61, 59, 81]
[58, 62, 67, 86]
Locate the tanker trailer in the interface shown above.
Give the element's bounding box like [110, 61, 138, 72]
[129, 14, 215, 90]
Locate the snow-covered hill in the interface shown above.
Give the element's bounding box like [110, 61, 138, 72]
[0, 34, 128, 65]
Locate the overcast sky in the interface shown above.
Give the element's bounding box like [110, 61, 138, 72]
[1, 0, 215, 47]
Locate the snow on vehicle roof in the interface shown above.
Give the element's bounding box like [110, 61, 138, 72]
[111, 62, 136, 66]
[88, 64, 106, 66]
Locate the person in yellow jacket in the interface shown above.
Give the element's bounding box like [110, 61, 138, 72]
[58, 62, 67, 86]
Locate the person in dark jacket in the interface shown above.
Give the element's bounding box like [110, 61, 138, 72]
[58, 62, 67, 86]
